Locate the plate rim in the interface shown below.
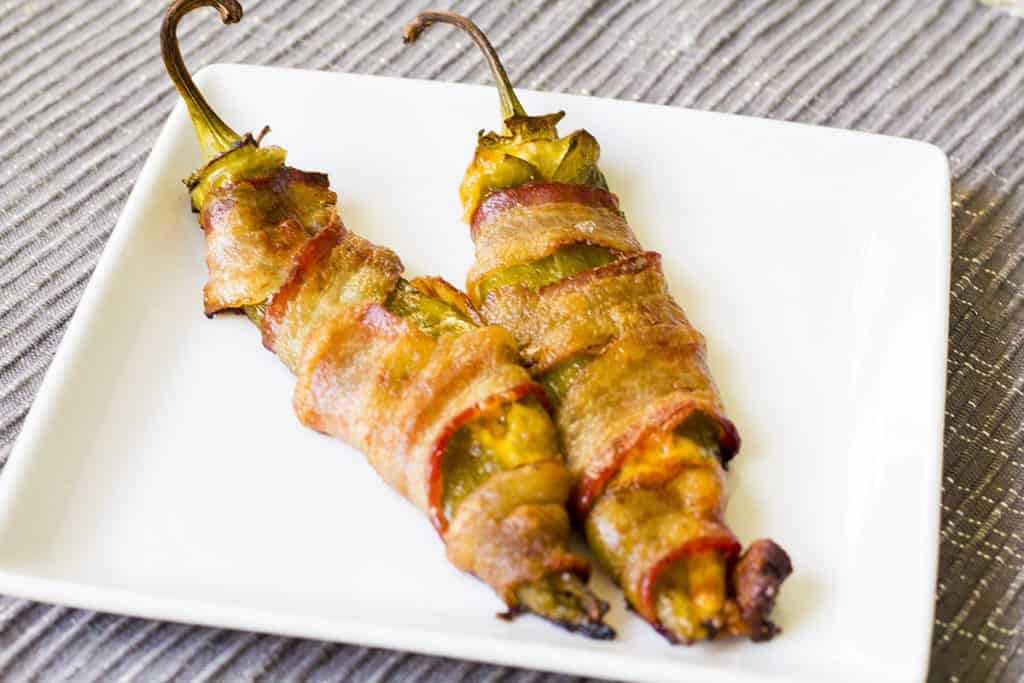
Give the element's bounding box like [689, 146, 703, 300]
[0, 64, 950, 683]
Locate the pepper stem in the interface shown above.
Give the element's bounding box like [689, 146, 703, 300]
[161, 0, 244, 161]
[403, 11, 526, 133]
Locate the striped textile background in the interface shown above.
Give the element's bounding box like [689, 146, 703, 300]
[1, 1, 1023, 681]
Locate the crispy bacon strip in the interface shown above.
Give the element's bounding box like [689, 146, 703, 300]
[474, 186, 742, 489]
[480, 252, 696, 374]
[262, 221, 404, 371]
[402, 6, 790, 644]
[198, 170, 601, 616]
[163, 0, 610, 636]
[470, 182, 786, 639]
[468, 195, 640, 300]
[292, 303, 537, 529]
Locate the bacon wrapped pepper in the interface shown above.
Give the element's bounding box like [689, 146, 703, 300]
[162, 0, 612, 638]
[404, 11, 791, 644]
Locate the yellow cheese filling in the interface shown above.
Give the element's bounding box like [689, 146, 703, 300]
[441, 397, 560, 521]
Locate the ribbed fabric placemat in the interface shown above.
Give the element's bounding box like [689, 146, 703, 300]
[1, 1, 1022, 681]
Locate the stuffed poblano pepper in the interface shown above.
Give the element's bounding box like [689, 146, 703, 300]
[404, 11, 792, 644]
[162, 0, 613, 638]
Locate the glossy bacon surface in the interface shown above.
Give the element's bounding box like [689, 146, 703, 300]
[200, 167, 337, 316]
[164, 0, 612, 637]
[199, 166, 591, 595]
[468, 184, 640, 300]
[403, 7, 790, 645]
[468, 179, 787, 641]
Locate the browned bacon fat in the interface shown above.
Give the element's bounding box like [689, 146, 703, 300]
[404, 10, 790, 644]
[163, 0, 612, 638]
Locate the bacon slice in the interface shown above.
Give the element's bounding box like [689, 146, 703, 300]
[291, 303, 583, 593]
[731, 539, 793, 641]
[587, 478, 741, 624]
[195, 165, 595, 616]
[470, 181, 622, 237]
[558, 324, 739, 516]
[200, 167, 337, 315]
[467, 180, 786, 641]
[480, 251, 695, 374]
[446, 460, 589, 603]
[467, 184, 641, 299]
[262, 220, 403, 371]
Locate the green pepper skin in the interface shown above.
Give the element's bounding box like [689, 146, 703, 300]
[405, 9, 791, 644]
[163, 0, 612, 639]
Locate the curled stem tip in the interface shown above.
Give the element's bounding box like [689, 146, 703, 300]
[403, 10, 526, 129]
[161, 0, 244, 160]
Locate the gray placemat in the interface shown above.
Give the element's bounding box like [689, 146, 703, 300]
[1, 0, 1022, 681]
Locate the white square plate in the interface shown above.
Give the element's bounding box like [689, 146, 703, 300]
[0, 65, 949, 683]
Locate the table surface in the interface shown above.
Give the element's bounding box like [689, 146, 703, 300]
[1, 1, 1022, 681]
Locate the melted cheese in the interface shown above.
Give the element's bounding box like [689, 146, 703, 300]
[441, 399, 560, 522]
